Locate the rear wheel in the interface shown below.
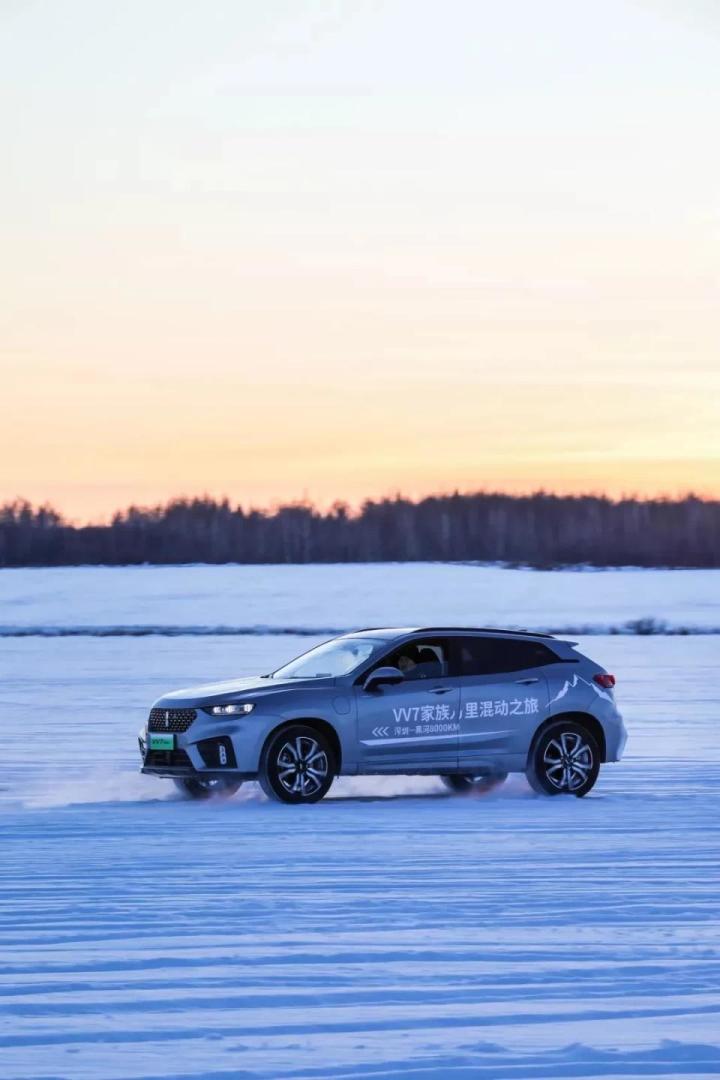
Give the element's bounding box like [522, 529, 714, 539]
[441, 772, 507, 795]
[173, 777, 242, 801]
[259, 724, 335, 804]
[526, 721, 600, 797]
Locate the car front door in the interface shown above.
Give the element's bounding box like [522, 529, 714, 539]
[452, 636, 553, 770]
[355, 637, 459, 771]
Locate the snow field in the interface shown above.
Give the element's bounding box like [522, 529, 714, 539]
[1, 562, 719, 635]
[0, 616, 719, 1078]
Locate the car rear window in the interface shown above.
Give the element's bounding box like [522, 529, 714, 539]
[455, 636, 560, 676]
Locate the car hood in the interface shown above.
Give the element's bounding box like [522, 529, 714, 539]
[156, 674, 335, 707]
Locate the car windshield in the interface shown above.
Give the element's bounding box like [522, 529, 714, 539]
[271, 637, 387, 679]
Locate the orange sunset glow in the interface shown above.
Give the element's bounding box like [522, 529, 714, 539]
[2, 0, 719, 522]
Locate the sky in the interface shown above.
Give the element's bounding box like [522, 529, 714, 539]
[1, 0, 719, 522]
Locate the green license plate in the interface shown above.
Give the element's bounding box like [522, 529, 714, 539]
[149, 733, 175, 751]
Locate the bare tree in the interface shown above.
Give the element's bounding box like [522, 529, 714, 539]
[0, 493, 718, 568]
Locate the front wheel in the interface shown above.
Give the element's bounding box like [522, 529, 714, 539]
[441, 772, 507, 795]
[259, 724, 335, 804]
[173, 777, 242, 801]
[526, 721, 600, 797]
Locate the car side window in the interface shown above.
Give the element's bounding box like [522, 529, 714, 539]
[455, 637, 559, 676]
[377, 639, 448, 681]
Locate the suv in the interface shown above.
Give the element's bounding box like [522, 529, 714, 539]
[139, 627, 626, 803]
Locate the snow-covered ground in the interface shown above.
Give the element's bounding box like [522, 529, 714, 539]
[1, 562, 719, 634]
[1, 566, 719, 1078]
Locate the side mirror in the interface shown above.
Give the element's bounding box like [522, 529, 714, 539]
[363, 665, 404, 692]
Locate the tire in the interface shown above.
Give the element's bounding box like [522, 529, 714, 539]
[173, 777, 242, 801]
[259, 724, 335, 804]
[526, 721, 600, 797]
[441, 772, 508, 795]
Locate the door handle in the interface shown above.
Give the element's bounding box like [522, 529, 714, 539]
[429, 686, 454, 695]
[515, 677, 539, 684]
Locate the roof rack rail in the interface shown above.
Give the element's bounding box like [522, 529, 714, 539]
[414, 626, 556, 639]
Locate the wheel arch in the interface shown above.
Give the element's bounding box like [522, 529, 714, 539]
[261, 717, 342, 774]
[528, 711, 607, 764]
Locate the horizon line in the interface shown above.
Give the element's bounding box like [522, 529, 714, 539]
[3, 486, 718, 529]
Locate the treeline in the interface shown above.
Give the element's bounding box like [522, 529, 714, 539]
[0, 492, 718, 568]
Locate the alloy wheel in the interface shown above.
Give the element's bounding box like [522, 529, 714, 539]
[173, 777, 241, 800]
[276, 735, 329, 798]
[542, 731, 594, 792]
[441, 772, 507, 795]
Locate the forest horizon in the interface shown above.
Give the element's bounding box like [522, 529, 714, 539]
[2, 490, 718, 569]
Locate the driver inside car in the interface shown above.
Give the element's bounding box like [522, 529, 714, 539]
[396, 651, 419, 675]
[393, 645, 445, 680]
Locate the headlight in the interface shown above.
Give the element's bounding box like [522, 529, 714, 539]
[206, 703, 255, 716]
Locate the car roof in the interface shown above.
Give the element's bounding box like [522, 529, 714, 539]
[346, 626, 556, 641]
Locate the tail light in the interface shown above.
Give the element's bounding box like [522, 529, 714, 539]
[594, 673, 616, 689]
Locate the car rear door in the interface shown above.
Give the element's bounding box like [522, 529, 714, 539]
[355, 637, 460, 771]
[452, 636, 553, 769]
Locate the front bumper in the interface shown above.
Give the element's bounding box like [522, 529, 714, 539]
[138, 712, 274, 779]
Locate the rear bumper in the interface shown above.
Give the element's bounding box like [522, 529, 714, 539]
[604, 713, 627, 762]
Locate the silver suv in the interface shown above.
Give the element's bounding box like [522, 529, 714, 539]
[139, 627, 626, 803]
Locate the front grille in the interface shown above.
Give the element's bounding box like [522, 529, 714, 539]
[148, 707, 197, 733]
[144, 748, 193, 769]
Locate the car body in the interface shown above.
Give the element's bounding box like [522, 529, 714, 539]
[139, 627, 626, 802]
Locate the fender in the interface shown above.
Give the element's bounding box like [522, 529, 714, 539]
[528, 710, 607, 764]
